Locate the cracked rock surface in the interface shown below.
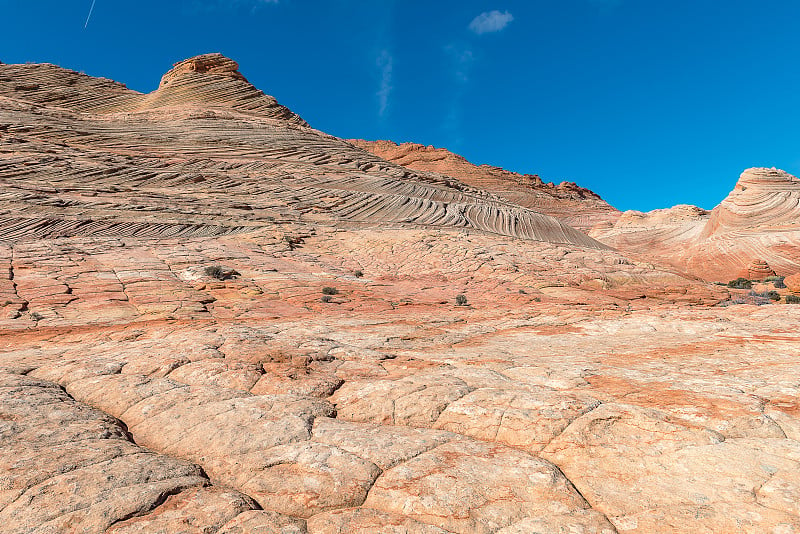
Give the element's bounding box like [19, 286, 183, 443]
[0, 55, 798, 533]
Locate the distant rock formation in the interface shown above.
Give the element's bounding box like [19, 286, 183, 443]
[700, 168, 800, 239]
[747, 259, 776, 281]
[350, 140, 620, 232]
[591, 168, 800, 281]
[0, 53, 603, 249]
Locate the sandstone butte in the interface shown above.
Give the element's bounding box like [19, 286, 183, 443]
[0, 53, 798, 534]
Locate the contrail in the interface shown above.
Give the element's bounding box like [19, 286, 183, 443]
[84, 0, 97, 29]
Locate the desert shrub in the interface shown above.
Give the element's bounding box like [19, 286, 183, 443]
[204, 265, 239, 281]
[205, 265, 225, 279]
[30, 311, 43, 321]
[773, 277, 786, 289]
[742, 290, 778, 305]
[750, 290, 781, 301]
[786, 295, 800, 304]
[322, 287, 338, 295]
[718, 298, 748, 307]
[727, 278, 752, 289]
[283, 235, 304, 250]
[455, 294, 468, 306]
[354, 270, 364, 278]
[718, 291, 780, 306]
[320, 295, 333, 303]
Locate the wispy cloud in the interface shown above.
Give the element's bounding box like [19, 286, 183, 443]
[376, 49, 393, 117]
[468, 10, 514, 35]
[442, 43, 476, 147]
[444, 44, 474, 83]
[187, 0, 278, 13]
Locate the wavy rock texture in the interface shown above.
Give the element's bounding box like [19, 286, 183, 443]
[0, 55, 798, 533]
[350, 139, 620, 231]
[0, 54, 600, 249]
[591, 168, 800, 281]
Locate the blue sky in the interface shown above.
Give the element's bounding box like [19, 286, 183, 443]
[2, 0, 799, 212]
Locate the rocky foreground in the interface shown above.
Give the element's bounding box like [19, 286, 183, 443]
[0, 55, 799, 533]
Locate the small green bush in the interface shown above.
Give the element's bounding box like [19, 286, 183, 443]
[354, 270, 364, 278]
[320, 295, 333, 303]
[455, 294, 468, 306]
[786, 295, 800, 304]
[727, 278, 752, 289]
[322, 287, 338, 295]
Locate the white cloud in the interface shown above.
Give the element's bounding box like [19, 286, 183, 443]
[468, 10, 513, 35]
[376, 49, 393, 117]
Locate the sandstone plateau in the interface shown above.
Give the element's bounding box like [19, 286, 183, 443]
[0, 53, 798, 533]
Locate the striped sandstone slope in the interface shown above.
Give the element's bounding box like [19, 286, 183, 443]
[0, 53, 305, 122]
[591, 168, 800, 281]
[350, 139, 620, 232]
[0, 54, 602, 249]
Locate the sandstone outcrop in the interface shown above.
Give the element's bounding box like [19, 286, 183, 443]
[160, 54, 248, 85]
[0, 55, 798, 533]
[591, 168, 800, 281]
[0, 55, 605, 250]
[350, 139, 620, 231]
[784, 273, 800, 293]
[747, 259, 776, 280]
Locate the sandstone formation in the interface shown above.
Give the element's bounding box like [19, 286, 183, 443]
[350, 139, 620, 231]
[0, 55, 798, 533]
[0, 54, 602, 249]
[747, 259, 776, 280]
[591, 168, 800, 281]
[785, 273, 800, 294]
